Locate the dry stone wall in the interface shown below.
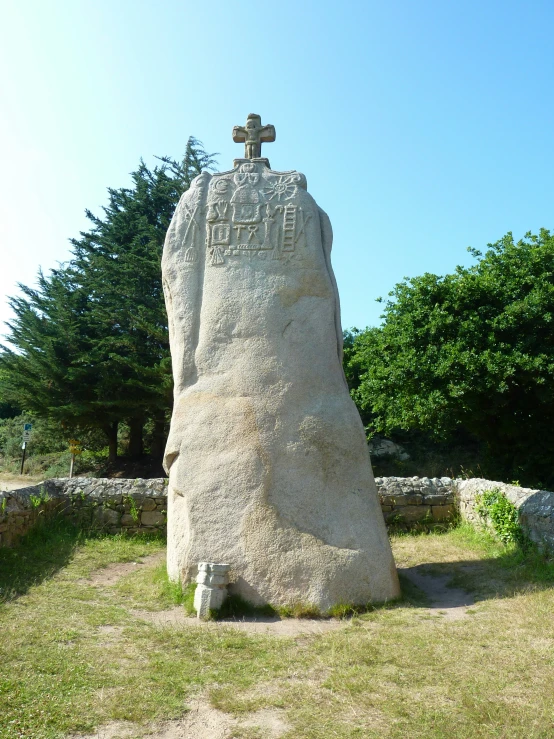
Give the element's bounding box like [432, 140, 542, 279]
[0, 478, 167, 547]
[0, 487, 62, 548]
[1, 476, 553, 553]
[375, 476, 456, 528]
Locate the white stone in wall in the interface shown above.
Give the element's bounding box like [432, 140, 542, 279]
[368, 437, 410, 460]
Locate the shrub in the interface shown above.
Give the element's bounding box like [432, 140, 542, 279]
[475, 488, 527, 547]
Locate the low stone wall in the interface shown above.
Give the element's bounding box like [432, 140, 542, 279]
[457, 478, 554, 552]
[0, 478, 167, 547]
[375, 476, 456, 528]
[2, 476, 553, 552]
[0, 487, 62, 548]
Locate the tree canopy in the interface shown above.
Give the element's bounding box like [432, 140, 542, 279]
[1, 137, 216, 462]
[346, 229, 554, 487]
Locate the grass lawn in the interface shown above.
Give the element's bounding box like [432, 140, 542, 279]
[1, 519, 553, 738]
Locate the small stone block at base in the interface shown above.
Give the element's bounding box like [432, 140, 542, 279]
[193, 562, 230, 619]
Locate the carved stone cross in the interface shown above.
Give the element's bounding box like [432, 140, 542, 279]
[233, 114, 276, 159]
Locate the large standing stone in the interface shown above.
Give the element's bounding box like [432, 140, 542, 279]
[162, 120, 400, 610]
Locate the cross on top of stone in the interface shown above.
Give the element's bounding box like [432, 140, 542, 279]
[232, 114, 276, 160]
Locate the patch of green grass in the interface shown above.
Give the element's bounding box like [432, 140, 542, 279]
[0, 515, 165, 604]
[276, 602, 322, 619]
[116, 560, 187, 611]
[449, 521, 554, 589]
[182, 581, 196, 615]
[0, 515, 82, 602]
[2, 521, 554, 738]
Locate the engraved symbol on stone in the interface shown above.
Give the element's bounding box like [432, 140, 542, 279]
[232, 113, 276, 159]
[233, 224, 246, 242]
[210, 179, 229, 194]
[207, 200, 229, 222]
[262, 204, 277, 251]
[207, 218, 231, 266]
[183, 204, 201, 263]
[231, 164, 263, 224]
[295, 207, 311, 246]
[184, 247, 197, 264]
[233, 224, 260, 250]
[211, 223, 231, 245]
[263, 176, 297, 202]
[182, 173, 209, 262]
[210, 245, 225, 266]
[282, 204, 297, 252]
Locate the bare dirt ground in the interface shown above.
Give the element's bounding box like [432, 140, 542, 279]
[130, 605, 345, 636]
[86, 552, 166, 587]
[398, 565, 475, 620]
[86, 552, 344, 637]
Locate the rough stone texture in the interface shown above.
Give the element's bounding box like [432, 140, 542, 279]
[4, 476, 455, 548]
[141, 510, 165, 526]
[2, 476, 554, 557]
[456, 478, 554, 552]
[162, 160, 400, 611]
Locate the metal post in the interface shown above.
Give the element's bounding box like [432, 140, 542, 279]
[20, 442, 27, 475]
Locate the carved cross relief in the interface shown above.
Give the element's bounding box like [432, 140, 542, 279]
[233, 113, 276, 159]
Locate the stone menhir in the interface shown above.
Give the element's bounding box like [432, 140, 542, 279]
[162, 115, 400, 611]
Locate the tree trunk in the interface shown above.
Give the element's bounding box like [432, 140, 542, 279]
[128, 417, 144, 459]
[103, 421, 119, 463]
[150, 413, 167, 463]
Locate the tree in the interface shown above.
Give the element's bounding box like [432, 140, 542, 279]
[350, 229, 554, 487]
[1, 137, 217, 462]
[343, 329, 373, 428]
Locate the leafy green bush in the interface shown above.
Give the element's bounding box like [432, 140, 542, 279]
[345, 230, 554, 488]
[475, 488, 527, 547]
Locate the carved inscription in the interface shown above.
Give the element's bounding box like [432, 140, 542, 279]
[282, 204, 296, 251]
[183, 174, 209, 264]
[203, 164, 309, 266]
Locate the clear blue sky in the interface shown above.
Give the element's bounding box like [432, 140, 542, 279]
[2, 0, 553, 334]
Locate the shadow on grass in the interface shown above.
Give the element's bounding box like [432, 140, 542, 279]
[0, 515, 83, 602]
[397, 544, 554, 612]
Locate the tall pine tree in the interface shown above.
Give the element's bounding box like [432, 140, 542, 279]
[1, 137, 217, 462]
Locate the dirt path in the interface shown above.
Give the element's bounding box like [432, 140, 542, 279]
[87, 550, 345, 637]
[130, 605, 345, 636]
[86, 551, 166, 587]
[399, 565, 475, 620]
